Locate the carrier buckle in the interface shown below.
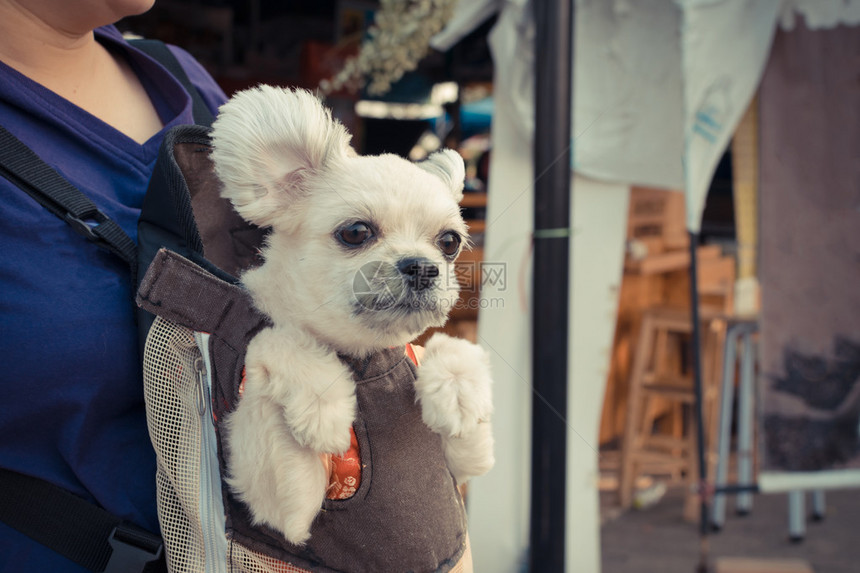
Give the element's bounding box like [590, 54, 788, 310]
[64, 211, 104, 243]
[104, 525, 164, 573]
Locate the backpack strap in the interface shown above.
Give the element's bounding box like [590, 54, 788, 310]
[128, 39, 215, 127]
[0, 468, 165, 573]
[0, 39, 214, 273]
[0, 125, 138, 269]
[137, 248, 270, 420]
[137, 247, 269, 349]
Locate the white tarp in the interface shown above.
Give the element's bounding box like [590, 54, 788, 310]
[677, 0, 781, 231]
[573, 0, 781, 232]
[571, 0, 685, 191]
[436, 0, 859, 233]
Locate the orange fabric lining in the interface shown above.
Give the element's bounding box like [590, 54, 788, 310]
[325, 427, 361, 500]
[405, 342, 419, 366]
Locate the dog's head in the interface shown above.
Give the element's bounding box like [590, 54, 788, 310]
[210, 86, 467, 356]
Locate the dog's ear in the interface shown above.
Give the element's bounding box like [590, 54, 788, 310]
[210, 86, 352, 227]
[415, 149, 465, 203]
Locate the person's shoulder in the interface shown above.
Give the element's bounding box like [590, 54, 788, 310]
[164, 44, 228, 111]
[97, 25, 227, 113]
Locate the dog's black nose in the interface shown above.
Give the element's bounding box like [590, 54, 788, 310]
[398, 258, 439, 291]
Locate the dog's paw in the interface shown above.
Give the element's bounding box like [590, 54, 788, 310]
[415, 333, 493, 438]
[279, 369, 356, 454]
[246, 328, 356, 454]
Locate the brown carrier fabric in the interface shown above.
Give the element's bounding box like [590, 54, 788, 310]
[137, 249, 468, 572]
[137, 248, 270, 431]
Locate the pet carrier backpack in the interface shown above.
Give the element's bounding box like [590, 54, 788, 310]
[133, 124, 472, 573]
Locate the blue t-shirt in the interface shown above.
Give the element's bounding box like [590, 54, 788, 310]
[0, 25, 227, 571]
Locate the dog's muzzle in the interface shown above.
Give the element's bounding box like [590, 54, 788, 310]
[397, 258, 439, 292]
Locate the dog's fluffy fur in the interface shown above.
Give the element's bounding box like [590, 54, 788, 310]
[210, 86, 494, 545]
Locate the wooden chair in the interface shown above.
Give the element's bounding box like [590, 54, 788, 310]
[618, 305, 727, 519]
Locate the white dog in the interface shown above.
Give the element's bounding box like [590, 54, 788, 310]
[209, 86, 495, 546]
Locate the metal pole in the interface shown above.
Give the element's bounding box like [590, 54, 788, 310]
[530, 1, 573, 571]
[711, 323, 739, 531]
[688, 232, 711, 572]
[736, 331, 756, 515]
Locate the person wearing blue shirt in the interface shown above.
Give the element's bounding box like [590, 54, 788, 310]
[0, 1, 227, 570]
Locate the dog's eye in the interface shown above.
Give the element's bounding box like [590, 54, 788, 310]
[437, 231, 462, 257]
[337, 222, 374, 246]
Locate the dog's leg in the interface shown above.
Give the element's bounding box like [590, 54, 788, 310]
[225, 392, 327, 544]
[437, 422, 495, 484]
[226, 326, 356, 544]
[250, 326, 357, 453]
[414, 333, 495, 483]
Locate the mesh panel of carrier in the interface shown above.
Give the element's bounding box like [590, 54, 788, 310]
[143, 317, 317, 572]
[143, 317, 209, 572]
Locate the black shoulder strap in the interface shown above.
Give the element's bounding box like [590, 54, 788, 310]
[0, 125, 138, 269]
[0, 468, 165, 573]
[0, 39, 215, 270]
[129, 38, 215, 127]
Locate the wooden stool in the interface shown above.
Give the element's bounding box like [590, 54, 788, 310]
[618, 306, 726, 517]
